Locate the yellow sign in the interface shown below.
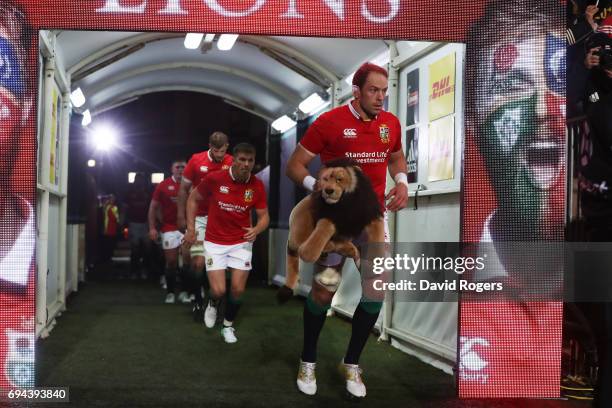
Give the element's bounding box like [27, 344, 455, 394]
[49, 86, 60, 185]
[428, 53, 456, 121]
[428, 115, 454, 182]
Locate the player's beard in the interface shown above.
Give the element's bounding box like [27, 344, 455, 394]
[234, 166, 250, 182]
[358, 100, 379, 120]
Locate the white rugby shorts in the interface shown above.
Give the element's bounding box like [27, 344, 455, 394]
[161, 230, 183, 250]
[204, 241, 253, 271]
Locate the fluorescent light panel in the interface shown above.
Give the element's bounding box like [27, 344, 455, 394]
[217, 34, 239, 51]
[271, 115, 296, 133]
[70, 87, 86, 108]
[184, 33, 204, 49]
[299, 93, 327, 115]
[151, 173, 164, 184]
[81, 109, 92, 127]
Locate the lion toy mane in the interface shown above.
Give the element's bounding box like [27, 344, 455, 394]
[277, 158, 383, 302]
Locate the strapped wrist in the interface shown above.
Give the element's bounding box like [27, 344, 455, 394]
[302, 175, 316, 191]
[394, 172, 409, 188]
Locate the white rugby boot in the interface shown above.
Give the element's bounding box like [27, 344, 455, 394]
[221, 326, 237, 343]
[339, 360, 366, 398]
[296, 359, 317, 395]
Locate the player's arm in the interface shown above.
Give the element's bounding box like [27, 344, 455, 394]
[386, 149, 409, 211]
[176, 178, 192, 231]
[148, 200, 160, 241]
[243, 208, 270, 242]
[185, 187, 203, 245]
[286, 145, 318, 191]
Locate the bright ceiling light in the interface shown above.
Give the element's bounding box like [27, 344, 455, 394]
[87, 159, 96, 168]
[81, 109, 92, 127]
[151, 173, 164, 184]
[299, 93, 327, 115]
[271, 115, 297, 133]
[70, 87, 86, 108]
[184, 33, 204, 49]
[217, 34, 239, 51]
[204, 33, 215, 43]
[91, 125, 117, 151]
[128, 172, 136, 183]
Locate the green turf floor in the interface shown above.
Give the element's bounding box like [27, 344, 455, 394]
[36, 277, 590, 408]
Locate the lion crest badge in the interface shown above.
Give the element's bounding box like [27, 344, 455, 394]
[379, 124, 390, 144]
[244, 189, 254, 202]
[222, 165, 230, 170]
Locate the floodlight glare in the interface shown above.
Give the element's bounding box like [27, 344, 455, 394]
[70, 87, 86, 108]
[128, 172, 136, 183]
[82, 109, 92, 127]
[217, 34, 239, 51]
[87, 159, 96, 168]
[299, 93, 327, 115]
[271, 115, 297, 133]
[184, 33, 204, 49]
[91, 126, 117, 151]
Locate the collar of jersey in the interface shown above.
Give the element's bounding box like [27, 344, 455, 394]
[348, 100, 377, 122]
[229, 166, 250, 183]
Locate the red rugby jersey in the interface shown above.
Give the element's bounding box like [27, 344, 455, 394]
[197, 169, 267, 245]
[183, 151, 233, 216]
[300, 103, 402, 207]
[152, 176, 180, 232]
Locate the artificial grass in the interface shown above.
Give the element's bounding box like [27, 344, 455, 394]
[36, 277, 589, 408]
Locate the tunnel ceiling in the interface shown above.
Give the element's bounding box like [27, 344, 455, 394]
[54, 31, 402, 122]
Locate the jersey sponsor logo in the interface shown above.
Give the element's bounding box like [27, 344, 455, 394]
[244, 189, 254, 202]
[343, 128, 357, 138]
[220, 186, 229, 194]
[168, 185, 175, 191]
[200, 165, 209, 172]
[379, 124, 390, 144]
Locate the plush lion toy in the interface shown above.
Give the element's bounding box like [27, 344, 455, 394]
[277, 158, 384, 303]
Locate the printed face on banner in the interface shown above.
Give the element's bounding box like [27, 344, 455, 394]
[0, 0, 35, 391]
[459, 0, 565, 399]
[474, 28, 565, 238]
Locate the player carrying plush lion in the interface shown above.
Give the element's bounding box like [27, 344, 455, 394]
[283, 61, 409, 399]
